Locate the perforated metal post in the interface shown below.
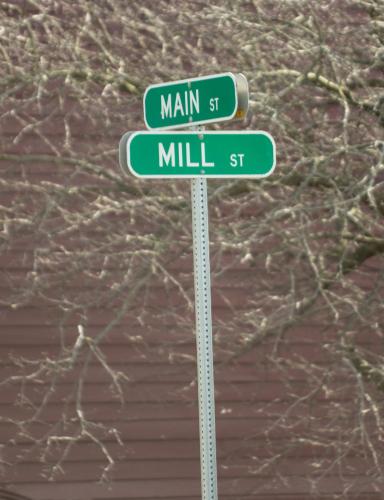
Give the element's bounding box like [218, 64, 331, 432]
[191, 177, 218, 500]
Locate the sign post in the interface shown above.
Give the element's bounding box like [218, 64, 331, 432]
[119, 72, 275, 500]
[191, 175, 218, 500]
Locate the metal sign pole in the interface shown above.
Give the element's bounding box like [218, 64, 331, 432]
[118, 72, 268, 500]
[191, 176, 218, 500]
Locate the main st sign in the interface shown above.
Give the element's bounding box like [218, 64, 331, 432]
[120, 131, 276, 179]
[143, 72, 249, 129]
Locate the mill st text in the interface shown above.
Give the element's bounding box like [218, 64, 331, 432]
[158, 142, 243, 168]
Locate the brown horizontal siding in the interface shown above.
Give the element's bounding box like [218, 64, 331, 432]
[5, 438, 362, 464]
[0, 317, 380, 347]
[2, 414, 358, 442]
[0, 340, 337, 366]
[1, 249, 382, 274]
[0, 358, 342, 384]
[0, 380, 325, 405]
[3, 456, 378, 483]
[1, 323, 378, 350]
[0, 286, 251, 309]
[1, 116, 126, 138]
[0, 322, 344, 351]
[11, 476, 383, 499]
[0, 399, 359, 424]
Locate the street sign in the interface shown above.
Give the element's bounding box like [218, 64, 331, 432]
[143, 73, 248, 130]
[120, 131, 275, 179]
[118, 70, 276, 500]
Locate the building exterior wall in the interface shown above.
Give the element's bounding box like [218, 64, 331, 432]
[1, 1, 384, 499]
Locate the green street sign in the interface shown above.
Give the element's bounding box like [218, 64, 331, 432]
[143, 73, 248, 130]
[120, 131, 276, 179]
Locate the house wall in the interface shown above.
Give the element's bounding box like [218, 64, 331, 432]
[1, 2, 383, 497]
[1, 150, 383, 498]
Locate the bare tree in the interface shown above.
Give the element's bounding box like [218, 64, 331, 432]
[1, 0, 384, 496]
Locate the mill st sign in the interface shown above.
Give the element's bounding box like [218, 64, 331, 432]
[143, 72, 249, 129]
[120, 130, 275, 178]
